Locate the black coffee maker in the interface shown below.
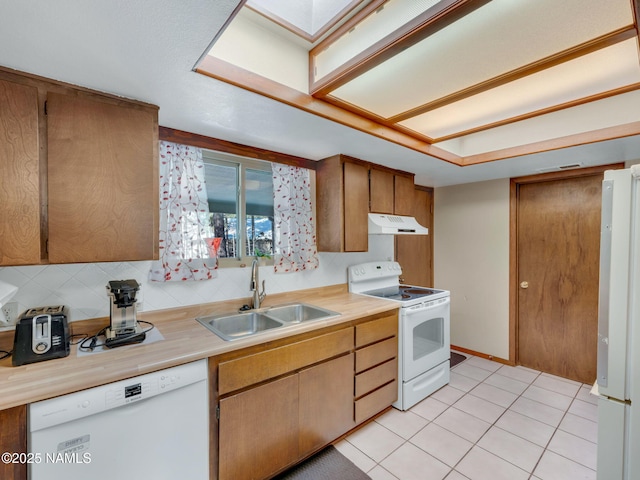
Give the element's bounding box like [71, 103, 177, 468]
[105, 280, 145, 348]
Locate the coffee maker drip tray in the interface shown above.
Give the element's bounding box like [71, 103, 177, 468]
[104, 324, 146, 348]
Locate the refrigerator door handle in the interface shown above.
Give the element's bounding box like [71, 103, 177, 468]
[597, 179, 614, 388]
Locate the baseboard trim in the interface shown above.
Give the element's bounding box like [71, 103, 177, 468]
[450, 345, 514, 366]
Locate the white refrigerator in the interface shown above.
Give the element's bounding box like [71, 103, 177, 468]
[596, 166, 640, 479]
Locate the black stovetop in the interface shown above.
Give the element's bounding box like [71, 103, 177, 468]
[360, 285, 446, 302]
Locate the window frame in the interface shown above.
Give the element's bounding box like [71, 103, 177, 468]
[202, 150, 275, 268]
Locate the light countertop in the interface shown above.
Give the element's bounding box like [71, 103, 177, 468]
[0, 284, 398, 410]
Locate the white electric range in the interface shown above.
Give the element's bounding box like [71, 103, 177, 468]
[348, 261, 450, 410]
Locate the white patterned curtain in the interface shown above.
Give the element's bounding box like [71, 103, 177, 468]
[149, 141, 218, 281]
[272, 164, 319, 273]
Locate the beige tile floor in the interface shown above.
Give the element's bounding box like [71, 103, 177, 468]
[336, 351, 598, 480]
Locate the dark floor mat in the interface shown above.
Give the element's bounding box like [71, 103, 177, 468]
[451, 351, 467, 368]
[275, 445, 371, 480]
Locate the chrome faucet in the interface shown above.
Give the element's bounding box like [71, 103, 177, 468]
[250, 259, 266, 309]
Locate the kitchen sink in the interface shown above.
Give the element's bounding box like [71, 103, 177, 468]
[196, 312, 283, 341]
[265, 303, 340, 324]
[196, 303, 340, 341]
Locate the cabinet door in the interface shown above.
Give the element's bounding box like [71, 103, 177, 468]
[369, 168, 394, 214]
[218, 328, 353, 395]
[394, 175, 415, 216]
[46, 93, 158, 263]
[344, 161, 369, 251]
[299, 353, 355, 456]
[0, 405, 27, 480]
[219, 374, 299, 480]
[0, 80, 41, 266]
[396, 188, 433, 286]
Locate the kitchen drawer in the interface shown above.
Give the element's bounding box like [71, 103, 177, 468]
[355, 313, 397, 348]
[354, 380, 397, 423]
[219, 327, 353, 395]
[355, 337, 397, 374]
[355, 358, 397, 398]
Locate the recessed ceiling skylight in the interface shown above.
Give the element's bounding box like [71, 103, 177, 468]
[246, 0, 362, 41]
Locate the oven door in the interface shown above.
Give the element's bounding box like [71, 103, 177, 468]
[401, 297, 450, 381]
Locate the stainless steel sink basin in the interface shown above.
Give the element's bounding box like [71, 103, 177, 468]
[265, 303, 340, 324]
[196, 303, 340, 341]
[196, 312, 283, 341]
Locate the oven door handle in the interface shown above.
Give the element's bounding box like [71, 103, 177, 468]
[404, 297, 450, 314]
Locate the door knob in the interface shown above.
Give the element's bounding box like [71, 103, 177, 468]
[520, 281, 529, 289]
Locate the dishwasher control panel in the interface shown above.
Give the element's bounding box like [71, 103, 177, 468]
[29, 360, 208, 432]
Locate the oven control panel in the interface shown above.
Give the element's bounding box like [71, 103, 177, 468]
[348, 261, 401, 282]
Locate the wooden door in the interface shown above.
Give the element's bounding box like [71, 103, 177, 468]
[218, 374, 299, 480]
[396, 187, 433, 286]
[298, 353, 355, 456]
[0, 79, 41, 266]
[47, 92, 158, 263]
[517, 173, 604, 383]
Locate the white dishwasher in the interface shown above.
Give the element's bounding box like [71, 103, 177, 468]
[28, 359, 209, 480]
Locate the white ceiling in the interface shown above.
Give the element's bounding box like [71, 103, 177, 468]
[1, 0, 639, 187]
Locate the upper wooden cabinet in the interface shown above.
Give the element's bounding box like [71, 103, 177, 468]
[316, 155, 369, 252]
[317, 155, 419, 252]
[0, 79, 41, 265]
[47, 93, 159, 263]
[369, 167, 416, 216]
[394, 174, 416, 216]
[0, 68, 159, 266]
[369, 168, 394, 214]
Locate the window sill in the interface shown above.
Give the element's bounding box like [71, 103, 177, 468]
[218, 257, 274, 269]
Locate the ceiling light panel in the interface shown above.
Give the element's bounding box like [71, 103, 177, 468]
[313, 0, 441, 81]
[330, 0, 634, 118]
[435, 89, 640, 157]
[400, 38, 640, 139]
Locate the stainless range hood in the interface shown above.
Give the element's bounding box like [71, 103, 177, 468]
[368, 214, 429, 235]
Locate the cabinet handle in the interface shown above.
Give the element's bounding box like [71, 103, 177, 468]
[520, 281, 529, 289]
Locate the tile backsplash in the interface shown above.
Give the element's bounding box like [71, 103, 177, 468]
[0, 236, 393, 326]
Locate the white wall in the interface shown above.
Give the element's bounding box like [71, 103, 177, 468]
[434, 178, 510, 359]
[0, 236, 394, 326]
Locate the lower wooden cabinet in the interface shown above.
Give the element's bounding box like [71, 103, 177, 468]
[219, 375, 299, 480]
[299, 353, 355, 456]
[216, 312, 399, 480]
[354, 314, 399, 423]
[218, 329, 353, 395]
[355, 379, 398, 424]
[0, 405, 27, 480]
[218, 353, 355, 480]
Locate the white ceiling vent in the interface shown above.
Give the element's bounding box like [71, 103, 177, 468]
[536, 162, 583, 173]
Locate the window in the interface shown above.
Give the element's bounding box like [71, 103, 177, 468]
[202, 151, 274, 264]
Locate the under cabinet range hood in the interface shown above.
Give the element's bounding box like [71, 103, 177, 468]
[368, 214, 429, 235]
